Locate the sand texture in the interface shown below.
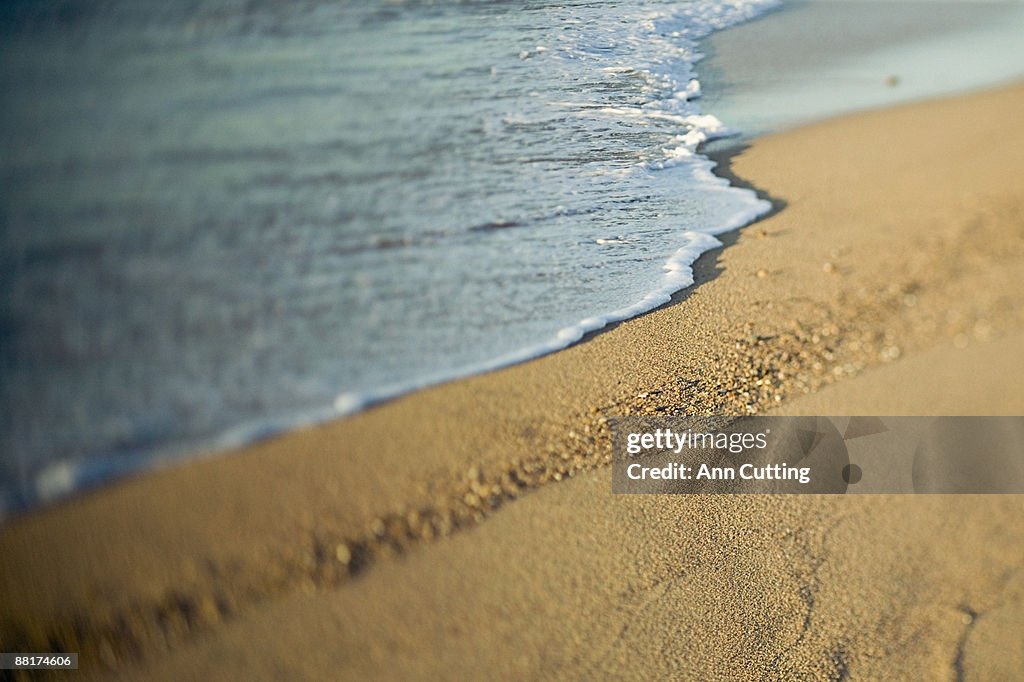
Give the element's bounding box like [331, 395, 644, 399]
[2, 84, 1024, 679]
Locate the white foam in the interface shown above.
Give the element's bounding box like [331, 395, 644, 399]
[332, 188, 770, 419]
[310, 0, 782, 419]
[35, 462, 77, 503]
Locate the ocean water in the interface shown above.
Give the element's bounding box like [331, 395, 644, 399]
[699, 0, 1024, 140]
[0, 0, 778, 512]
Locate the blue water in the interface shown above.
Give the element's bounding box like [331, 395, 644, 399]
[698, 0, 1024, 140]
[0, 0, 778, 512]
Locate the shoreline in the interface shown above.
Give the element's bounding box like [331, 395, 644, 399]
[9, 0, 1024, 520]
[3, 83, 1024, 677]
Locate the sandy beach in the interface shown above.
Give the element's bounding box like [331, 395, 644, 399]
[2, 83, 1024, 679]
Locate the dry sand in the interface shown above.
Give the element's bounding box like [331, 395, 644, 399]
[2, 84, 1024, 679]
